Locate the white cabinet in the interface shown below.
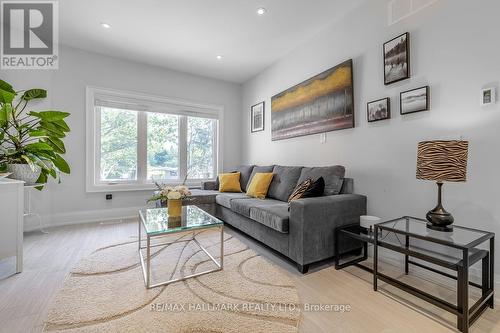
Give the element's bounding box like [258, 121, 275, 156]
[0, 179, 24, 273]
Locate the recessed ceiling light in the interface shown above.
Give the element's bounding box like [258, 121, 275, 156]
[256, 7, 267, 15]
[100, 22, 111, 29]
[216, 55, 223, 60]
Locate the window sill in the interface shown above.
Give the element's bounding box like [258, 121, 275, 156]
[86, 181, 212, 193]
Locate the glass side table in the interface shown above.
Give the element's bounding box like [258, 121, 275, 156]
[335, 217, 495, 333]
[334, 224, 374, 272]
[138, 205, 224, 289]
[374, 216, 494, 333]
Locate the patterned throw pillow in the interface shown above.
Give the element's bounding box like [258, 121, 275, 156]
[288, 179, 313, 203]
[303, 176, 325, 197]
[288, 177, 326, 203]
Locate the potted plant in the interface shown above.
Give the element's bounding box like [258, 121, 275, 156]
[0, 79, 70, 188]
[148, 183, 192, 217]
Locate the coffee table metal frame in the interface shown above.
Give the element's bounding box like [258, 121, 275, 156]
[138, 207, 224, 289]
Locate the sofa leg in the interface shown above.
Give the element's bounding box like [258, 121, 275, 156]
[297, 264, 309, 274]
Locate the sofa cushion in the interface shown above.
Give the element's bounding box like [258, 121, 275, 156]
[267, 165, 303, 202]
[214, 165, 254, 191]
[248, 165, 274, 185]
[250, 205, 290, 233]
[230, 198, 284, 218]
[215, 193, 251, 209]
[298, 166, 345, 196]
[235, 165, 255, 191]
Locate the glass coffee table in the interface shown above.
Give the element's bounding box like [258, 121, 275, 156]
[138, 205, 224, 289]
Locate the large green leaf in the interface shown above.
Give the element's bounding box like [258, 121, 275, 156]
[0, 80, 16, 104]
[53, 154, 70, 174]
[0, 104, 12, 125]
[35, 171, 47, 190]
[30, 111, 69, 122]
[28, 129, 49, 138]
[25, 142, 53, 152]
[26, 153, 50, 170]
[0, 80, 15, 94]
[39, 121, 66, 137]
[0, 89, 15, 104]
[21, 89, 47, 101]
[36, 151, 56, 160]
[52, 119, 70, 132]
[20, 154, 37, 171]
[48, 167, 57, 179]
[46, 137, 66, 153]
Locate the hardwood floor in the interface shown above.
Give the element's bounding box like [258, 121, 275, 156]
[0, 219, 499, 333]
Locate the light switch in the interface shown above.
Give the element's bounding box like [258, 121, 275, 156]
[320, 133, 327, 144]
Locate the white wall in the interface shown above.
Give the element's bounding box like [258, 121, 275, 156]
[2, 46, 242, 229]
[241, 0, 500, 270]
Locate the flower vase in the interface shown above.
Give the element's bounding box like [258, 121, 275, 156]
[167, 199, 182, 217]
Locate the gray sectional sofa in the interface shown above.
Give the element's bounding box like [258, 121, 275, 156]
[197, 164, 367, 273]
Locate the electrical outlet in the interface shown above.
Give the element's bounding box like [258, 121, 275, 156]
[106, 194, 112, 200]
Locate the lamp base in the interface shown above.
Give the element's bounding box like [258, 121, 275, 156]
[426, 221, 453, 232]
[426, 209, 454, 232]
[425, 181, 455, 232]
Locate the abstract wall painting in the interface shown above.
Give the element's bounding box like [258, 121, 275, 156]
[271, 59, 354, 141]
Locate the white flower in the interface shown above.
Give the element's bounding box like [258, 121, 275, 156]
[167, 191, 182, 200]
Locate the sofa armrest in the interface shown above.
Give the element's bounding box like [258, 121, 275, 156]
[289, 194, 367, 265]
[201, 180, 218, 191]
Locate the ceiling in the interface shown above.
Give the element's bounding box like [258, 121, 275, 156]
[60, 0, 364, 83]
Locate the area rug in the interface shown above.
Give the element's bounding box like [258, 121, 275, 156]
[43, 228, 301, 332]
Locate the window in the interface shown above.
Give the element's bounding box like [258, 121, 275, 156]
[86, 87, 223, 192]
[147, 112, 179, 181]
[100, 107, 138, 181]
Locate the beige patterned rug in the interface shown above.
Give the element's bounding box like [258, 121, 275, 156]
[43, 229, 301, 332]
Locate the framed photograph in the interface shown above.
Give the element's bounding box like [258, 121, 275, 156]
[384, 32, 410, 85]
[400, 86, 429, 115]
[367, 98, 390, 122]
[251, 101, 265, 132]
[481, 87, 496, 106]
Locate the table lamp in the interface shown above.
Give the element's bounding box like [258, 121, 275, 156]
[416, 140, 469, 232]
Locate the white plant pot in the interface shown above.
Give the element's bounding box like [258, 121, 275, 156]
[7, 164, 41, 185]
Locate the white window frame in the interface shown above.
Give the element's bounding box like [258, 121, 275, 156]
[85, 86, 224, 192]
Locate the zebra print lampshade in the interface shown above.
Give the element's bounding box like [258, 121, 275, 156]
[416, 140, 469, 182]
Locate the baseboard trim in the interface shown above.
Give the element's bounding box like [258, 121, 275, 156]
[24, 206, 145, 232]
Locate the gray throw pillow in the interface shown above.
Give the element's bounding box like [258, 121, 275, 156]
[297, 166, 345, 196]
[215, 165, 254, 191]
[267, 165, 303, 202]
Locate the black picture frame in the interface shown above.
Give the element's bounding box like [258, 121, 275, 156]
[367, 97, 391, 122]
[384, 32, 410, 85]
[400, 86, 430, 115]
[251, 101, 265, 132]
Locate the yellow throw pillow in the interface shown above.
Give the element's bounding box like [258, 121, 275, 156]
[246, 173, 274, 199]
[219, 172, 242, 192]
